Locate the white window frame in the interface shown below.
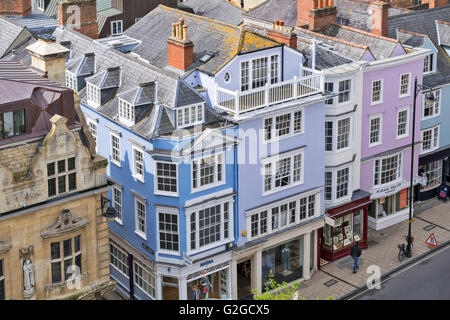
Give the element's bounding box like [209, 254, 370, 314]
[422, 89, 441, 119]
[324, 165, 352, 203]
[134, 197, 147, 240]
[176, 103, 204, 129]
[112, 186, 123, 225]
[133, 259, 156, 299]
[369, 113, 382, 147]
[421, 125, 440, 154]
[246, 191, 320, 241]
[423, 53, 435, 74]
[191, 152, 225, 193]
[263, 108, 305, 143]
[154, 161, 178, 196]
[399, 73, 411, 98]
[337, 79, 351, 104]
[109, 240, 128, 278]
[36, 0, 45, 10]
[111, 20, 123, 35]
[186, 198, 234, 255]
[118, 98, 135, 127]
[110, 132, 121, 167]
[239, 54, 280, 92]
[132, 146, 145, 183]
[87, 119, 98, 152]
[86, 82, 101, 108]
[373, 152, 402, 187]
[156, 207, 180, 255]
[325, 115, 353, 152]
[262, 148, 305, 196]
[396, 106, 409, 139]
[371, 79, 383, 105]
[65, 70, 77, 91]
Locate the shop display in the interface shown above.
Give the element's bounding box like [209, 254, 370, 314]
[187, 269, 229, 300]
[281, 245, 292, 275]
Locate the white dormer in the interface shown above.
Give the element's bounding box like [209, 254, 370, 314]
[118, 98, 135, 127]
[86, 82, 101, 108]
[176, 103, 204, 129]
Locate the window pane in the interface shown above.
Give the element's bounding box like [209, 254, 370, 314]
[68, 173, 76, 191]
[58, 160, 66, 173]
[58, 176, 66, 194]
[13, 109, 25, 135]
[51, 262, 62, 284]
[51, 242, 60, 260]
[47, 163, 55, 176]
[48, 178, 56, 197]
[2, 112, 14, 137]
[63, 239, 72, 257]
[68, 157, 75, 171]
[74, 235, 81, 252]
[75, 254, 82, 274]
[64, 258, 72, 280]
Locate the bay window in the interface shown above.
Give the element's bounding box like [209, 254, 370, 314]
[324, 166, 352, 202]
[324, 116, 352, 152]
[421, 125, 439, 153]
[338, 79, 351, 103]
[420, 160, 442, 191]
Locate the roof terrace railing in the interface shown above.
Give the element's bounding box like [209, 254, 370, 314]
[215, 68, 324, 117]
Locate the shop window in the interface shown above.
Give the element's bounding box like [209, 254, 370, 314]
[370, 189, 409, 220]
[187, 268, 229, 300]
[420, 161, 442, 191]
[134, 261, 156, 299]
[50, 235, 82, 284]
[110, 241, 128, 277]
[0, 258, 4, 300]
[0, 110, 25, 138]
[323, 210, 365, 253]
[262, 236, 304, 288]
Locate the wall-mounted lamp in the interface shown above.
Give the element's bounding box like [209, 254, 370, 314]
[101, 194, 118, 218]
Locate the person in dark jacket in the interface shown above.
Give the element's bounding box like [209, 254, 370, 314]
[350, 241, 362, 273]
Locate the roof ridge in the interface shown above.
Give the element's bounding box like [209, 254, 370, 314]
[389, 3, 450, 20]
[295, 27, 369, 50]
[158, 4, 241, 31]
[333, 23, 399, 43]
[436, 19, 450, 26]
[397, 29, 428, 38]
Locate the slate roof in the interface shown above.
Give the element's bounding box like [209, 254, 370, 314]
[66, 52, 96, 75]
[0, 16, 34, 58]
[397, 30, 427, 47]
[388, 4, 450, 87]
[323, 23, 404, 60]
[124, 5, 280, 75]
[6, 8, 59, 38]
[436, 20, 450, 47]
[54, 27, 224, 139]
[0, 61, 62, 87]
[178, 0, 245, 26]
[245, 0, 298, 27]
[1, 37, 36, 65]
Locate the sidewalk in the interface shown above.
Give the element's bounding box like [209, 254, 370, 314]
[296, 198, 450, 300]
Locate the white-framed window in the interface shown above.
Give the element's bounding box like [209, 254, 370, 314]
[37, 0, 45, 10]
[112, 186, 123, 224]
[248, 192, 318, 240]
[87, 119, 97, 151]
[110, 132, 121, 166]
[396, 106, 409, 139]
[134, 260, 156, 299]
[399, 73, 411, 97]
[423, 54, 435, 73]
[65, 71, 77, 91]
[155, 161, 178, 196]
[132, 146, 144, 182]
[421, 125, 439, 154]
[111, 20, 123, 35]
[118, 98, 135, 126]
[109, 240, 128, 277]
[191, 152, 224, 192]
[420, 160, 442, 191]
[374, 153, 402, 186]
[371, 79, 383, 104]
[188, 199, 233, 253]
[263, 149, 304, 195]
[86, 82, 101, 108]
[263, 109, 304, 142]
[324, 166, 352, 202]
[134, 197, 146, 239]
[47, 157, 77, 197]
[324, 116, 352, 152]
[369, 114, 382, 147]
[338, 79, 351, 103]
[325, 82, 334, 105]
[423, 89, 441, 118]
[240, 55, 280, 91]
[157, 208, 179, 254]
[176, 104, 203, 128]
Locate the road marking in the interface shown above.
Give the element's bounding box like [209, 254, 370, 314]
[349, 244, 450, 300]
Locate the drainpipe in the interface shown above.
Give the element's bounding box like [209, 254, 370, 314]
[311, 38, 316, 71]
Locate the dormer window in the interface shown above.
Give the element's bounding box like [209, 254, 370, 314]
[118, 98, 135, 127]
[65, 71, 77, 91]
[86, 83, 101, 108]
[423, 54, 435, 74]
[1, 110, 25, 139]
[176, 104, 203, 128]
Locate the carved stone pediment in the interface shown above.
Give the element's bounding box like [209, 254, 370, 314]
[41, 209, 89, 239]
[0, 241, 12, 255]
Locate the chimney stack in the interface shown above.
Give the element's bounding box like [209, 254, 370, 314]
[371, 1, 389, 37]
[58, 0, 99, 39]
[267, 20, 298, 50]
[167, 18, 194, 71]
[297, 0, 337, 32]
[0, 0, 31, 16]
[26, 38, 70, 84]
[429, 0, 448, 8]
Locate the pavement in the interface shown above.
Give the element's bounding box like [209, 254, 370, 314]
[296, 198, 450, 300]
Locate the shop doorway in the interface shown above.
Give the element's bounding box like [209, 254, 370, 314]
[237, 260, 252, 299]
[162, 277, 179, 300]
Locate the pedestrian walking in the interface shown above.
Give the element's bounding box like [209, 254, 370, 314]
[350, 241, 362, 274]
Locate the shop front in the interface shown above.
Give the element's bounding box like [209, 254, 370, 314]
[417, 150, 450, 201]
[368, 182, 411, 230]
[319, 192, 370, 261]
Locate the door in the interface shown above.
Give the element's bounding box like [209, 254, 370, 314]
[237, 260, 252, 299]
[162, 277, 179, 300]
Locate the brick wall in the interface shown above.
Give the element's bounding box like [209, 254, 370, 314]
[0, 0, 31, 16]
[429, 0, 448, 8]
[371, 1, 389, 37]
[58, 0, 98, 39]
[167, 38, 194, 71]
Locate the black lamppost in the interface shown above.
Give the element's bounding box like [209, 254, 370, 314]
[406, 77, 435, 258]
[100, 194, 119, 218]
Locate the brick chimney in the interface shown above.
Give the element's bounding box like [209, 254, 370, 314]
[58, 0, 99, 39]
[267, 20, 298, 50]
[429, 0, 448, 8]
[297, 0, 337, 32]
[26, 38, 70, 84]
[167, 18, 194, 71]
[371, 1, 389, 37]
[0, 0, 31, 16]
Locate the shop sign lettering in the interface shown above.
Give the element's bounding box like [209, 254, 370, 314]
[200, 259, 214, 267]
[372, 181, 403, 197]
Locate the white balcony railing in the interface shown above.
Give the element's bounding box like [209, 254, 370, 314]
[215, 68, 324, 117]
